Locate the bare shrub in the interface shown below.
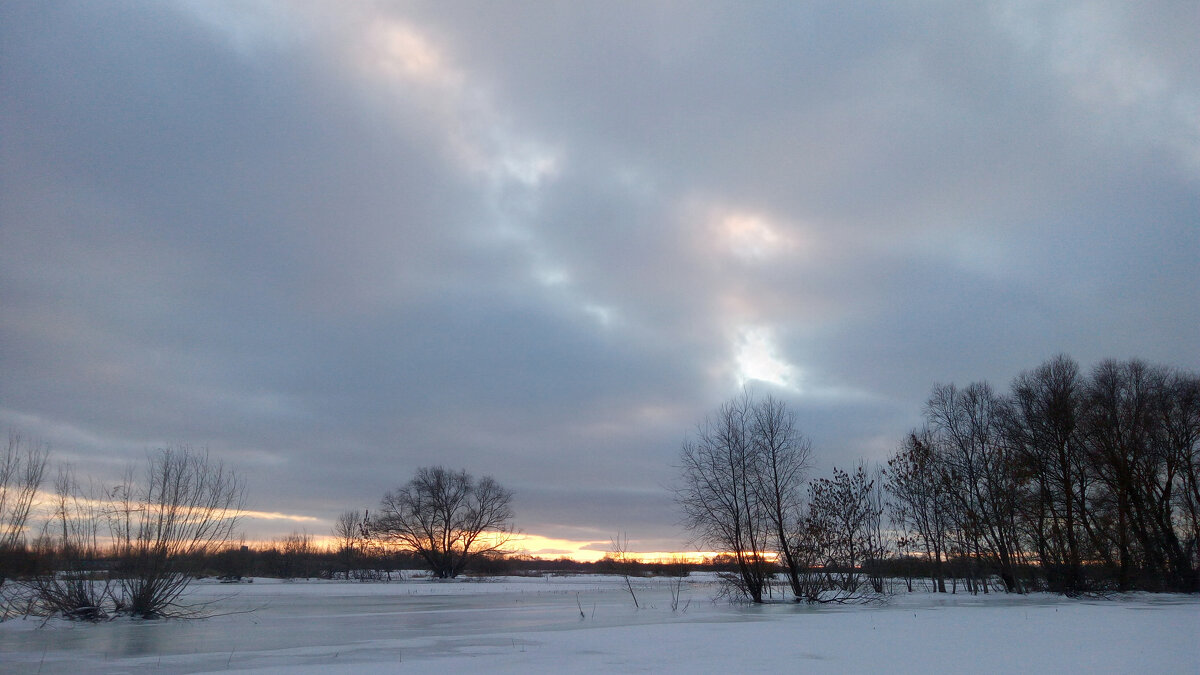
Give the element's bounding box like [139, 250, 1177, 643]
[608, 532, 640, 609]
[0, 432, 49, 588]
[108, 447, 245, 618]
[667, 554, 691, 613]
[27, 467, 113, 620]
[803, 464, 888, 603]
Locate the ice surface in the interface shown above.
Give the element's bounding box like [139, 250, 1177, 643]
[1, 574, 1196, 674]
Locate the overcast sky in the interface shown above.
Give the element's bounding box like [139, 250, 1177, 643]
[2, 1, 1197, 557]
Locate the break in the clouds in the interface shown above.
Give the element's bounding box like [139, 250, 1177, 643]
[2, 1, 1197, 553]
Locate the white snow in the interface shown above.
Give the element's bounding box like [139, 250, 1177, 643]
[1, 574, 1196, 674]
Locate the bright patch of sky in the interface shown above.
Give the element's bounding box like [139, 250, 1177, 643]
[734, 326, 798, 390]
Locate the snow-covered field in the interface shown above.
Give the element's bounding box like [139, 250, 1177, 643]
[2, 574, 1196, 674]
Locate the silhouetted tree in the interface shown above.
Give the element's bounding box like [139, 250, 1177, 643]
[1081, 360, 1197, 592]
[898, 356, 1198, 594]
[1004, 355, 1089, 593]
[676, 393, 772, 602]
[926, 382, 1023, 592]
[749, 395, 812, 601]
[375, 466, 514, 579]
[1154, 369, 1200, 586]
[885, 427, 952, 592]
[333, 510, 370, 580]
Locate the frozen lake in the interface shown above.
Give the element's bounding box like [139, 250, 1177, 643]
[2, 574, 1197, 673]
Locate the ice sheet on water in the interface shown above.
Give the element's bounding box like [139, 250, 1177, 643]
[1, 575, 1196, 674]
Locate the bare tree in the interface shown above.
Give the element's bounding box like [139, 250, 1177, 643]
[926, 382, 1023, 592]
[884, 428, 953, 592]
[676, 393, 772, 602]
[863, 464, 890, 593]
[666, 554, 691, 612]
[804, 464, 886, 601]
[1155, 369, 1200, 588]
[333, 510, 366, 552]
[277, 530, 317, 579]
[1004, 355, 1090, 594]
[888, 355, 1197, 594]
[375, 466, 514, 579]
[749, 395, 812, 601]
[333, 510, 370, 580]
[899, 355, 1198, 594]
[108, 447, 245, 618]
[0, 431, 49, 587]
[1081, 360, 1197, 592]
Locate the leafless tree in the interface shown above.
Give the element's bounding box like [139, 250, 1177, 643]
[333, 510, 366, 552]
[278, 530, 317, 579]
[333, 510, 371, 580]
[375, 466, 514, 579]
[107, 447, 245, 618]
[926, 382, 1023, 592]
[0, 431, 49, 587]
[1004, 355, 1090, 594]
[1081, 360, 1197, 592]
[749, 395, 812, 601]
[1155, 369, 1200, 586]
[899, 356, 1198, 594]
[863, 464, 890, 593]
[804, 464, 886, 601]
[884, 427, 953, 592]
[676, 393, 772, 602]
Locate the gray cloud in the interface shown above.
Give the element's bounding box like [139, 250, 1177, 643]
[2, 1, 1196, 551]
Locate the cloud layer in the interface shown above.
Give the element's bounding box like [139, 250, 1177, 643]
[3, 1, 1196, 551]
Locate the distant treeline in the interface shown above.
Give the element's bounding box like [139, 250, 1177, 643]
[2, 542, 714, 583]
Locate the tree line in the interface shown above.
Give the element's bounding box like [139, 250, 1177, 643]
[677, 355, 1199, 602]
[890, 355, 1198, 595]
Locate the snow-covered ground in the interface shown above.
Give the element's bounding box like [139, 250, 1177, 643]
[1, 574, 1196, 673]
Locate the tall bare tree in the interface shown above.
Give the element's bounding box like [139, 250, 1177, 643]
[1154, 369, 1200, 587]
[899, 356, 1198, 594]
[1081, 360, 1197, 591]
[1005, 355, 1089, 594]
[881, 356, 1197, 594]
[375, 466, 514, 579]
[333, 509, 370, 580]
[926, 382, 1023, 592]
[884, 427, 953, 592]
[749, 394, 812, 601]
[676, 393, 772, 602]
